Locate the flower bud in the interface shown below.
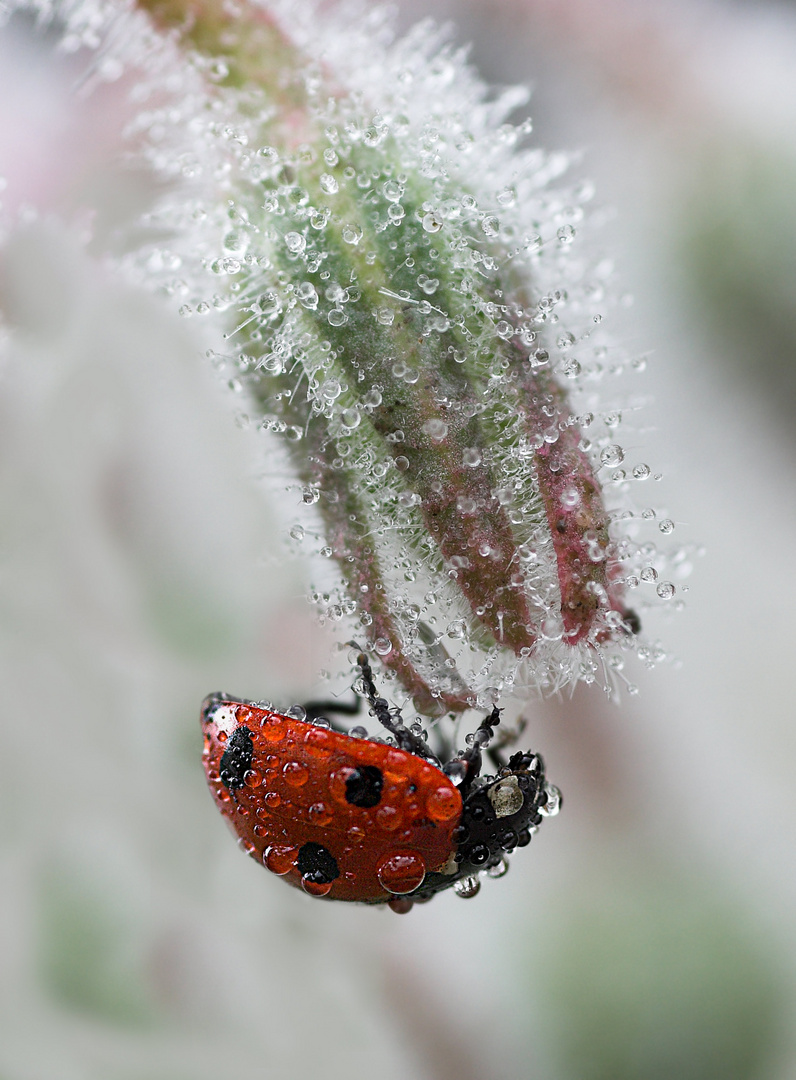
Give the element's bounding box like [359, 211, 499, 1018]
[136, 0, 643, 709]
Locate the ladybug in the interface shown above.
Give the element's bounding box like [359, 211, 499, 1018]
[201, 651, 560, 912]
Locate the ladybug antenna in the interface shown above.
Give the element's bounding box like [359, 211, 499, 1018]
[350, 646, 439, 764]
[456, 706, 501, 798]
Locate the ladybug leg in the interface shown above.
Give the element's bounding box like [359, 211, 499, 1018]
[457, 706, 501, 798]
[353, 649, 439, 763]
[486, 712, 529, 772]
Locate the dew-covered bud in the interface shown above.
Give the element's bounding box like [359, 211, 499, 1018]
[129, 0, 661, 709]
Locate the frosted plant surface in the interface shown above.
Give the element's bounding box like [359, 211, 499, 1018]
[0, 0, 685, 710]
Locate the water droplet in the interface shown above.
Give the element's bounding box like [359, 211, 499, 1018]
[377, 307, 395, 325]
[301, 877, 333, 897]
[489, 776, 524, 818]
[374, 638, 392, 656]
[539, 783, 562, 816]
[600, 444, 625, 468]
[487, 856, 510, 879]
[383, 179, 403, 202]
[388, 898, 415, 914]
[296, 282, 318, 310]
[319, 173, 338, 194]
[308, 802, 333, 826]
[340, 407, 361, 431]
[640, 566, 658, 583]
[659, 518, 675, 534]
[444, 760, 467, 786]
[328, 308, 348, 326]
[342, 223, 363, 245]
[462, 447, 482, 468]
[422, 210, 444, 233]
[656, 581, 675, 599]
[426, 784, 460, 822]
[633, 463, 651, 480]
[282, 761, 309, 786]
[481, 215, 500, 237]
[263, 844, 297, 875]
[377, 851, 427, 894]
[453, 875, 481, 898]
[290, 525, 305, 541]
[557, 224, 576, 244]
[562, 358, 581, 379]
[284, 231, 306, 254]
[255, 291, 281, 317]
[388, 203, 406, 223]
[417, 274, 439, 295]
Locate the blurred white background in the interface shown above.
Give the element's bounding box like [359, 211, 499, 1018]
[1, 1, 796, 1077]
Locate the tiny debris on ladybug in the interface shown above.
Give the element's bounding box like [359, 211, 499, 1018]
[201, 651, 561, 913]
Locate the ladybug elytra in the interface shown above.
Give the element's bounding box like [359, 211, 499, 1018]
[201, 651, 560, 912]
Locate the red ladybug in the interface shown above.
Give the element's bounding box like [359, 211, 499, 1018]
[201, 651, 559, 912]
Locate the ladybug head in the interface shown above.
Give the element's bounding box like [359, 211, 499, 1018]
[453, 751, 553, 875]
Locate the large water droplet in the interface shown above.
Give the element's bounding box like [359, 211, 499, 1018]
[340, 407, 361, 431]
[377, 851, 426, 894]
[453, 875, 481, 898]
[284, 231, 306, 254]
[600, 444, 624, 468]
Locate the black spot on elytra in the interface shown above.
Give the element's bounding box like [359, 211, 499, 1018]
[344, 765, 383, 809]
[219, 726, 253, 792]
[297, 842, 339, 884]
